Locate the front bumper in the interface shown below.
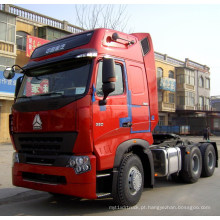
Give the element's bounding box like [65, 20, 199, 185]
[12, 155, 97, 199]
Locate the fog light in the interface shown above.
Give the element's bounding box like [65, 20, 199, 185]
[68, 156, 91, 174]
[76, 157, 84, 166]
[69, 158, 76, 167]
[82, 164, 89, 172]
[75, 166, 82, 173]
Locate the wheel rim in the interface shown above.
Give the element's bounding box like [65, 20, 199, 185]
[128, 166, 142, 195]
[192, 154, 199, 175]
[208, 151, 214, 170]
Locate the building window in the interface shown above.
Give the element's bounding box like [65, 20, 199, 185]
[205, 97, 210, 110]
[168, 70, 174, 79]
[186, 92, 195, 106]
[157, 67, 163, 78]
[185, 69, 195, 85]
[0, 56, 14, 71]
[158, 90, 163, 102]
[16, 31, 29, 51]
[205, 78, 210, 89]
[177, 74, 184, 84]
[199, 76, 204, 87]
[0, 12, 16, 43]
[169, 93, 175, 103]
[157, 67, 163, 88]
[199, 96, 204, 108]
[214, 118, 220, 129]
[158, 116, 165, 126]
[47, 28, 68, 41]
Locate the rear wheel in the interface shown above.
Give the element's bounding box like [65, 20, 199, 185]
[112, 154, 144, 206]
[200, 144, 216, 177]
[181, 146, 202, 183]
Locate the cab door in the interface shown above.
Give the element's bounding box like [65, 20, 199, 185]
[92, 58, 129, 170]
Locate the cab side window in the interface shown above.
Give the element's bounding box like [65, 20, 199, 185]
[96, 61, 124, 97]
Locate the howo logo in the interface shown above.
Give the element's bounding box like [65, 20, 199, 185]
[33, 114, 42, 130]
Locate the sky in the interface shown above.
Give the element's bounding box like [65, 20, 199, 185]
[6, 1, 220, 96]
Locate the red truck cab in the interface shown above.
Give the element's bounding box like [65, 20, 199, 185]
[8, 28, 158, 206]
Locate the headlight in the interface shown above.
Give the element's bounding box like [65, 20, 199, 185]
[68, 156, 91, 174]
[12, 152, 19, 164]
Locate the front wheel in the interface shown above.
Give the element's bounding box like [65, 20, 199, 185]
[112, 154, 144, 206]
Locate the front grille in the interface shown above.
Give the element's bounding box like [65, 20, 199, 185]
[13, 132, 77, 165]
[22, 172, 66, 185]
[19, 136, 62, 155]
[13, 132, 77, 155]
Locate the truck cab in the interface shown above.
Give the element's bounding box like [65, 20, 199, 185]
[4, 28, 218, 206]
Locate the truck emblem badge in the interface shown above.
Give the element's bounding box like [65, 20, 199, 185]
[33, 114, 42, 130]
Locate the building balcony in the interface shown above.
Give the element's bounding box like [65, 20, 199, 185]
[176, 83, 195, 91]
[158, 102, 176, 112]
[196, 104, 211, 111]
[0, 41, 16, 56]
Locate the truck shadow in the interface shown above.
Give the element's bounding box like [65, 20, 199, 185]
[1, 178, 189, 216]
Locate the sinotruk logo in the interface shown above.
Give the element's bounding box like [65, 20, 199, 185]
[33, 114, 42, 130]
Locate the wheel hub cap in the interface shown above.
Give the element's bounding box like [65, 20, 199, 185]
[192, 154, 199, 175]
[128, 166, 142, 195]
[208, 151, 214, 169]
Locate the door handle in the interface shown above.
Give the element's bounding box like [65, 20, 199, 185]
[122, 122, 132, 127]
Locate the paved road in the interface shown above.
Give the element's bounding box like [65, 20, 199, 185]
[0, 136, 220, 216]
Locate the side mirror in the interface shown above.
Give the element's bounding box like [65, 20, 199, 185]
[99, 58, 116, 106]
[102, 57, 116, 83]
[3, 67, 15, 79]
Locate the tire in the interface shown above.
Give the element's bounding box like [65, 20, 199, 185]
[200, 144, 216, 177]
[181, 146, 202, 183]
[112, 154, 144, 206]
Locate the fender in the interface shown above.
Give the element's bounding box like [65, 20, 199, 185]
[113, 139, 154, 188]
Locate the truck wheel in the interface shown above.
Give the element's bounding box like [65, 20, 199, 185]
[112, 154, 144, 206]
[181, 146, 202, 183]
[200, 144, 216, 177]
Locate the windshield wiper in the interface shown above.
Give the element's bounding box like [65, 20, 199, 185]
[38, 92, 64, 97]
[18, 95, 30, 99]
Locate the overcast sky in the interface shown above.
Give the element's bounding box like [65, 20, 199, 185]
[11, 1, 220, 96]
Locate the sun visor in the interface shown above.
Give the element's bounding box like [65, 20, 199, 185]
[31, 31, 94, 59]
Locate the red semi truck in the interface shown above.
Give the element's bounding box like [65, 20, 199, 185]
[4, 28, 218, 206]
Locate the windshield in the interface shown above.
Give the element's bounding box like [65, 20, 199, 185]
[17, 60, 92, 99]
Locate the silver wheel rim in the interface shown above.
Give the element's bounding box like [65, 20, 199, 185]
[128, 166, 142, 195]
[192, 154, 199, 175]
[208, 151, 214, 170]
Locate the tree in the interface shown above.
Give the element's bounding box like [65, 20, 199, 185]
[74, 4, 132, 33]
